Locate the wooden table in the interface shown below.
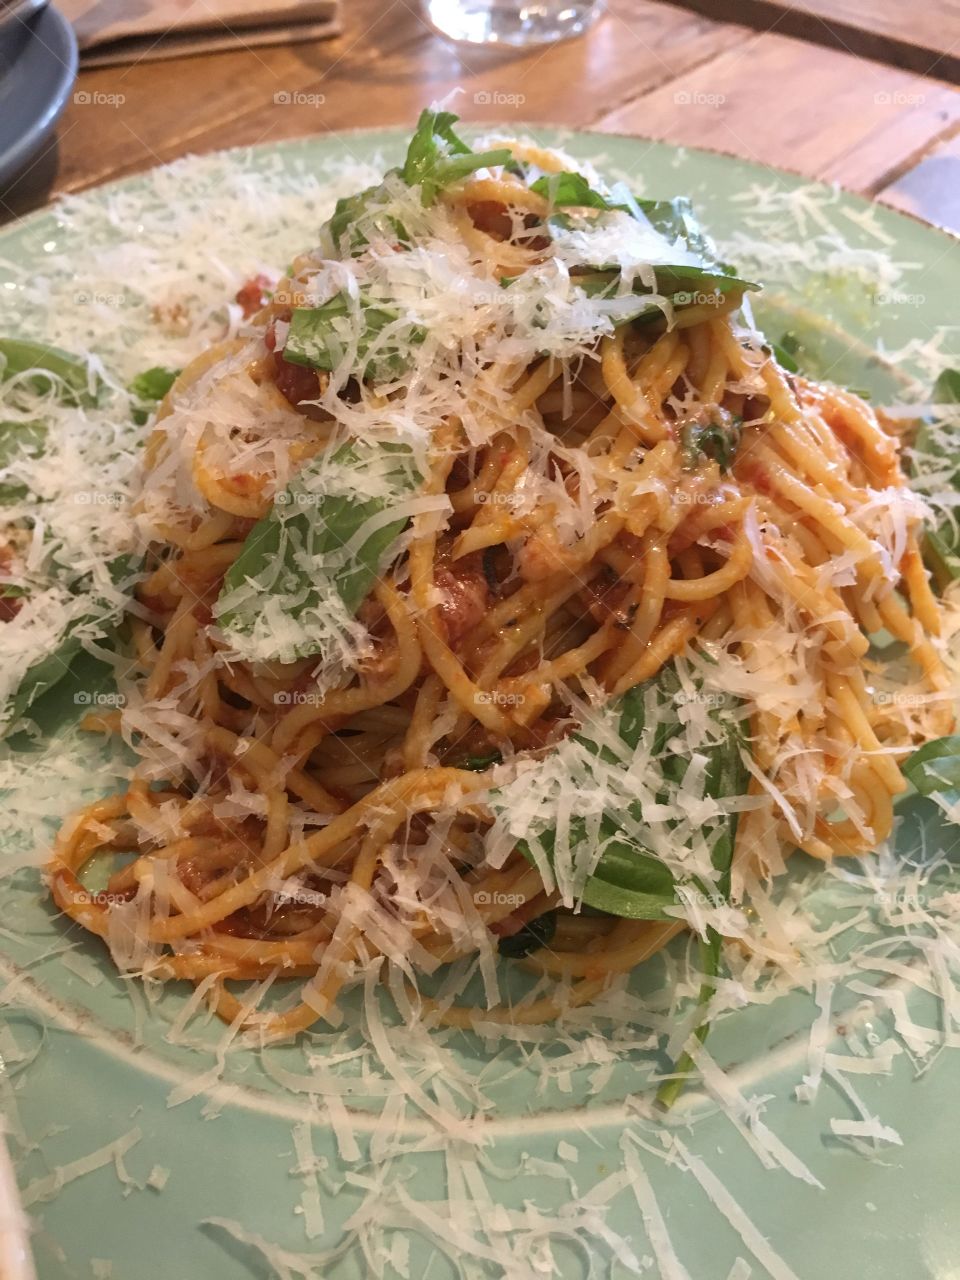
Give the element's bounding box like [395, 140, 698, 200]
[4, 0, 960, 232]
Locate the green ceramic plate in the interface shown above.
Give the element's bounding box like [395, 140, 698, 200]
[1, 127, 959, 1280]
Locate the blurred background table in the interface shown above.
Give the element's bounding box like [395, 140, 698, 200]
[5, 0, 960, 231]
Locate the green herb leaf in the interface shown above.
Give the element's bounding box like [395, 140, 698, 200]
[655, 931, 720, 1109]
[933, 368, 960, 405]
[0, 338, 100, 407]
[902, 735, 960, 809]
[3, 553, 141, 734]
[401, 108, 511, 207]
[530, 171, 624, 212]
[216, 440, 420, 662]
[509, 665, 746, 921]
[129, 366, 180, 425]
[681, 414, 742, 472]
[0, 420, 47, 504]
[283, 294, 427, 383]
[462, 749, 502, 771]
[912, 369, 960, 589]
[326, 178, 409, 257]
[129, 365, 179, 403]
[768, 332, 801, 373]
[498, 911, 557, 958]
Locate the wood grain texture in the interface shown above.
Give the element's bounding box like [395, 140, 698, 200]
[47, 0, 745, 195]
[596, 29, 960, 193]
[3, 0, 960, 235]
[656, 0, 960, 82]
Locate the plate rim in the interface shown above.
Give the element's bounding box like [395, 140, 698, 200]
[7, 120, 958, 249]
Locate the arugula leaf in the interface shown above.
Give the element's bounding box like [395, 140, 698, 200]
[401, 108, 511, 207]
[681, 414, 742, 472]
[530, 171, 625, 213]
[326, 181, 410, 257]
[129, 366, 180, 425]
[543, 185, 757, 323]
[283, 294, 427, 383]
[0, 420, 47, 504]
[3, 553, 141, 734]
[129, 365, 179, 403]
[511, 666, 746, 921]
[655, 932, 721, 1109]
[217, 441, 420, 659]
[768, 332, 801, 373]
[912, 369, 960, 589]
[901, 735, 960, 809]
[462, 749, 503, 771]
[0, 338, 100, 407]
[934, 368, 960, 404]
[498, 911, 558, 958]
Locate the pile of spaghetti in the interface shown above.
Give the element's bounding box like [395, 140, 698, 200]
[48, 111, 955, 1048]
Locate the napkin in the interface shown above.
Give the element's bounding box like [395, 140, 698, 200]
[59, 0, 341, 67]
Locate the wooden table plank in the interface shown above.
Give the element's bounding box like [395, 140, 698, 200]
[596, 29, 960, 196]
[657, 0, 960, 82]
[39, 0, 746, 200]
[3, 0, 959, 239]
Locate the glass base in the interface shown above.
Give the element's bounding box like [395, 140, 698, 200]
[425, 0, 602, 47]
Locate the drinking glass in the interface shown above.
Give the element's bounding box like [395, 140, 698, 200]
[425, 0, 602, 47]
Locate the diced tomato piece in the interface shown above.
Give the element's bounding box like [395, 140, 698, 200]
[235, 273, 271, 319]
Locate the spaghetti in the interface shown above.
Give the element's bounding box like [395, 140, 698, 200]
[47, 115, 955, 1046]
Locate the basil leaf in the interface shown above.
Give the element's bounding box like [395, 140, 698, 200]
[216, 441, 420, 662]
[498, 911, 557, 958]
[902, 735, 960, 808]
[283, 295, 427, 383]
[3, 553, 141, 734]
[401, 108, 511, 207]
[0, 338, 100, 407]
[0, 420, 47, 504]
